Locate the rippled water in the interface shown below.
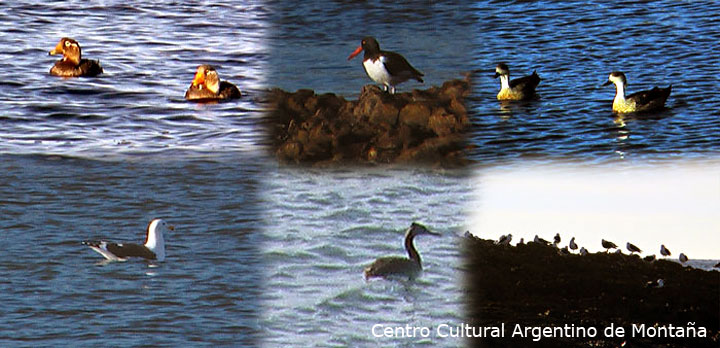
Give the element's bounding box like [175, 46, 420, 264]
[0, 1, 270, 158]
[266, 1, 477, 98]
[469, 0, 720, 163]
[260, 166, 472, 347]
[0, 154, 264, 346]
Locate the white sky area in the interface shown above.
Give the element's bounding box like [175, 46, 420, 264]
[468, 162, 720, 259]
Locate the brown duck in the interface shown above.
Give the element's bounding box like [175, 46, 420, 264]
[49, 37, 103, 77]
[185, 65, 241, 101]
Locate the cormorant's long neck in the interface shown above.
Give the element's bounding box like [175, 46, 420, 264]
[405, 233, 422, 268]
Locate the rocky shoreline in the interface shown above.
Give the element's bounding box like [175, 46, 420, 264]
[463, 236, 719, 348]
[266, 77, 471, 166]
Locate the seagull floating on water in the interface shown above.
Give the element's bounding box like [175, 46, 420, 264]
[82, 218, 173, 262]
[626, 242, 642, 255]
[364, 222, 440, 280]
[660, 244, 671, 257]
[601, 239, 618, 252]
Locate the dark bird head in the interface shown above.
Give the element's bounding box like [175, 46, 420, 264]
[407, 222, 440, 238]
[348, 36, 380, 61]
[494, 63, 510, 79]
[603, 71, 627, 87]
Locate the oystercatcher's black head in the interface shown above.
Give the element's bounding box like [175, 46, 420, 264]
[347, 36, 380, 61]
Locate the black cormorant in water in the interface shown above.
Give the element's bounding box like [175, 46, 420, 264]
[364, 222, 439, 280]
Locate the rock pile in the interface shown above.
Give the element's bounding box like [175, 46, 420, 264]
[267, 77, 470, 166]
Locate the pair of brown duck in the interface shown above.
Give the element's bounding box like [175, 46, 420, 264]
[48, 37, 240, 101]
[494, 63, 671, 113]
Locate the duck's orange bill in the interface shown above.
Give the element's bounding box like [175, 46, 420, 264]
[347, 45, 363, 60]
[49, 42, 64, 55]
[191, 70, 205, 86]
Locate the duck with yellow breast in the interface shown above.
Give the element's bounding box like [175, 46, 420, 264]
[48, 37, 103, 77]
[185, 65, 241, 101]
[603, 72, 671, 113]
[493, 63, 540, 101]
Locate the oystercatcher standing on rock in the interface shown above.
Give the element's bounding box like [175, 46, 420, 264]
[348, 36, 424, 94]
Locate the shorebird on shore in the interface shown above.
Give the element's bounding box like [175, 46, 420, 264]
[579, 247, 589, 256]
[534, 235, 550, 245]
[497, 234, 512, 246]
[553, 233, 561, 247]
[568, 237, 578, 251]
[645, 279, 664, 288]
[679, 253, 688, 263]
[348, 36, 424, 94]
[660, 244, 671, 257]
[643, 255, 656, 262]
[601, 239, 618, 252]
[626, 242, 642, 255]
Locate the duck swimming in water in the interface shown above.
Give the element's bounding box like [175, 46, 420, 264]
[493, 63, 540, 100]
[603, 72, 671, 113]
[185, 65, 241, 101]
[48, 37, 103, 77]
[364, 222, 440, 280]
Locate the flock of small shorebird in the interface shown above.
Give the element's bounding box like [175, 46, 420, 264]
[495, 232, 690, 264]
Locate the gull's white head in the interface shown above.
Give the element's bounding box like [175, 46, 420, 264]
[144, 218, 174, 261]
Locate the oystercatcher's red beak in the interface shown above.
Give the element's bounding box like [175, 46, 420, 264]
[347, 45, 363, 60]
